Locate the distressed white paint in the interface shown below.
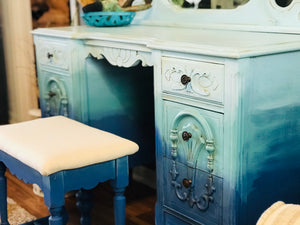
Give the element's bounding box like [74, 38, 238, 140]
[32, 25, 300, 58]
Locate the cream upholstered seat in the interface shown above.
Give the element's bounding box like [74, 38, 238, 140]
[0, 116, 138, 176]
[0, 116, 139, 225]
[257, 201, 300, 225]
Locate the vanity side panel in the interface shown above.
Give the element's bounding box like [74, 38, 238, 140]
[222, 58, 249, 225]
[70, 39, 88, 122]
[152, 50, 165, 225]
[240, 51, 300, 225]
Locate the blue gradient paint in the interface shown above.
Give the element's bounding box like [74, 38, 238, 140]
[84, 57, 155, 167]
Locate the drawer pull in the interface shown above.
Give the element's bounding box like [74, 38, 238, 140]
[181, 75, 191, 85]
[182, 131, 192, 141]
[47, 52, 54, 59]
[182, 178, 192, 188]
[48, 91, 56, 98]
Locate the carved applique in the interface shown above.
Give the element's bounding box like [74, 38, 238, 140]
[44, 77, 68, 117]
[169, 111, 216, 211]
[164, 65, 219, 97]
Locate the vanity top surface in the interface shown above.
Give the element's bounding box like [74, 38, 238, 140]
[32, 25, 300, 58]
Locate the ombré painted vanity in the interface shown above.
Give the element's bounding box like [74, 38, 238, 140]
[32, 0, 300, 224]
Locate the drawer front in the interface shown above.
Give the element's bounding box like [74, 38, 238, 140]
[38, 72, 74, 118]
[164, 158, 223, 225]
[163, 100, 224, 177]
[161, 100, 223, 224]
[162, 57, 224, 104]
[35, 39, 71, 72]
[164, 212, 192, 225]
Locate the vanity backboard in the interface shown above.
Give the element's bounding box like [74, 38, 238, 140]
[134, 0, 300, 33]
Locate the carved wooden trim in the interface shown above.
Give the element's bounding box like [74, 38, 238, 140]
[44, 77, 69, 117]
[164, 66, 220, 97]
[87, 46, 153, 67]
[169, 110, 216, 211]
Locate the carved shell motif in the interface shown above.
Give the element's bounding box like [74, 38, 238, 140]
[170, 111, 215, 171]
[44, 78, 68, 117]
[169, 111, 216, 211]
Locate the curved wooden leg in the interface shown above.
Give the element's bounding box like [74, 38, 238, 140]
[0, 162, 9, 225]
[76, 189, 93, 225]
[113, 187, 126, 225]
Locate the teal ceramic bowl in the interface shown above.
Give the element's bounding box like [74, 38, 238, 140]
[81, 11, 136, 27]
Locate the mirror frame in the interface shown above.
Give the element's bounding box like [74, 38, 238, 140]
[167, 0, 249, 9]
[133, 0, 300, 34]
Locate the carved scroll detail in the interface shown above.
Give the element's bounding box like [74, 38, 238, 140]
[87, 46, 153, 67]
[169, 111, 216, 211]
[164, 65, 219, 97]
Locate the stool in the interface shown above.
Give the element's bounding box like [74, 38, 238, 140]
[257, 201, 300, 225]
[0, 116, 139, 225]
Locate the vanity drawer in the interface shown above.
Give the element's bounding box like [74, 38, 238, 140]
[38, 72, 74, 119]
[162, 57, 224, 104]
[164, 158, 223, 225]
[35, 39, 71, 72]
[163, 100, 224, 177]
[162, 99, 223, 225]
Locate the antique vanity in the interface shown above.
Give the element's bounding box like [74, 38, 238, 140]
[32, 0, 300, 224]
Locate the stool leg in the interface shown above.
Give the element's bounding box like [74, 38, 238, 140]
[113, 187, 126, 225]
[43, 174, 67, 225]
[0, 162, 9, 225]
[111, 156, 129, 225]
[48, 206, 65, 225]
[76, 189, 93, 225]
[48, 206, 68, 225]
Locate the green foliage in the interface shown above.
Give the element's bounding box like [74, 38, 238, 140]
[172, 0, 184, 6]
[100, 0, 122, 11]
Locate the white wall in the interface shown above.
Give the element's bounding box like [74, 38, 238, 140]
[0, 0, 39, 123]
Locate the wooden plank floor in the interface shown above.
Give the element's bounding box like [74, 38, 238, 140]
[6, 171, 156, 225]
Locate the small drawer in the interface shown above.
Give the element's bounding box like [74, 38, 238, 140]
[35, 40, 70, 71]
[163, 100, 224, 177]
[164, 158, 223, 225]
[162, 57, 224, 104]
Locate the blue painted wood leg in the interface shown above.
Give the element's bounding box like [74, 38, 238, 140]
[76, 189, 93, 225]
[111, 156, 129, 225]
[48, 206, 64, 225]
[0, 162, 9, 225]
[42, 173, 67, 225]
[113, 187, 126, 225]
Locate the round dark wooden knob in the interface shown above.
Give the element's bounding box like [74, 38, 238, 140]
[182, 131, 192, 141]
[48, 91, 56, 98]
[47, 52, 53, 59]
[182, 178, 192, 188]
[181, 75, 191, 85]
